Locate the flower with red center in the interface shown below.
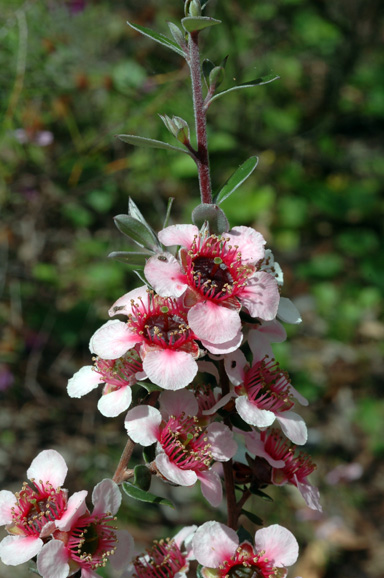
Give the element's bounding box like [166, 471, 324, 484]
[67, 348, 144, 417]
[244, 428, 322, 511]
[0, 450, 87, 567]
[90, 286, 201, 390]
[37, 479, 134, 578]
[224, 327, 308, 445]
[144, 224, 280, 354]
[192, 521, 299, 578]
[124, 389, 237, 507]
[128, 525, 196, 578]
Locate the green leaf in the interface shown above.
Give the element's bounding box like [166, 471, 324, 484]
[249, 486, 273, 501]
[241, 509, 264, 526]
[202, 58, 215, 87]
[163, 197, 174, 229]
[128, 197, 149, 227]
[118, 134, 190, 155]
[108, 251, 151, 267]
[230, 413, 252, 432]
[215, 156, 259, 204]
[237, 525, 254, 544]
[122, 482, 174, 508]
[209, 74, 280, 104]
[127, 21, 185, 57]
[133, 465, 152, 492]
[181, 16, 221, 33]
[114, 214, 159, 250]
[143, 443, 156, 464]
[196, 564, 204, 578]
[192, 203, 229, 235]
[139, 381, 163, 393]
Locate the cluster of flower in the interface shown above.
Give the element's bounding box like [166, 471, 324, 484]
[1, 223, 318, 576]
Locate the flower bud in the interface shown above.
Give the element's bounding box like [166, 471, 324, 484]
[159, 114, 190, 144]
[185, 0, 202, 17]
[209, 65, 225, 90]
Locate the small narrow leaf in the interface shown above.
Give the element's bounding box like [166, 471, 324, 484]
[209, 75, 280, 105]
[181, 16, 221, 33]
[241, 509, 264, 526]
[127, 21, 185, 57]
[118, 134, 190, 155]
[143, 443, 156, 464]
[230, 413, 252, 432]
[114, 214, 159, 250]
[163, 197, 175, 229]
[133, 465, 152, 492]
[237, 525, 254, 544]
[139, 381, 163, 393]
[202, 59, 215, 88]
[108, 251, 150, 267]
[196, 564, 204, 578]
[167, 22, 187, 51]
[128, 197, 149, 226]
[123, 482, 174, 508]
[249, 486, 274, 502]
[192, 203, 229, 235]
[215, 156, 259, 204]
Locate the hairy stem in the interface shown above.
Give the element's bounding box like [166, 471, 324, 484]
[113, 437, 135, 484]
[188, 31, 213, 204]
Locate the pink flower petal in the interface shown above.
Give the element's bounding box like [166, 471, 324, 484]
[67, 365, 101, 398]
[192, 521, 238, 568]
[240, 272, 280, 321]
[197, 360, 219, 382]
[200, 329, 243, 354]
[0, 535, 43, 566]
[197, 470, 223, 507]
[255, 524, 299, 567]
[202, 392, 234, 416]
[158, 224, 199, 248]
[244, 432, 285, 468]
[188, 301, 241, 343]
[206, 423, 237, 461]
[295, 477, 322, 512]
[288, 384, 309, 407]
[226, 226, 266, 264]
[125, 405, 161, 446]
[37, 539, 70, 578]
[90, 320, 140, 359]
[173, 525, 197, 551]
[109, 529, 135, 570]
[276, 411, 308, 445]
[224, 349, 247, 385]
[108, 286, 149, 317]
[97, 386, 132, 417]
[277, 297, 302, 324]
[144, 254, 187, 298]
[27, 449, 68, 488]
[159, 389, 198, 419]
[0, 491, 16, 525]
[235, 396, 276, 428]
[156, 453, 197, 486]
[56, 490, 88, 531]
[143, 349, 198, 390]
[92, 479, 121, 516]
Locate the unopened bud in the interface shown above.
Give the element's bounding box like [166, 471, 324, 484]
[159, 114, 190, 144]
[184, 0, 202, 17]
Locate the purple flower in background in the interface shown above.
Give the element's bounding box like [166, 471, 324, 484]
[0, 365, 14, 392]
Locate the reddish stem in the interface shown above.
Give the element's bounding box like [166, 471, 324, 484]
[113, 437, 135, 484]
[188, 31, 213, 204]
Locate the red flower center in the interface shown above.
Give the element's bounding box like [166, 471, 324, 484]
[160, 414, 212, 472]
[133, 538, 187, 578]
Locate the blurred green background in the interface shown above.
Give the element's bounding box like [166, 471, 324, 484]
[1, 0, 383, 576]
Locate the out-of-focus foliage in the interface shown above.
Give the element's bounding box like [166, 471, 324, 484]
[1, 1, 383, 577]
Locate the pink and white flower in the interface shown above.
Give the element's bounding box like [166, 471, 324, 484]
[126, 525, 196, 578]
[144, 224, 280, 353]
[192, 521, 299, 578]
[67, 349, 144, 417]
[245, 428, 322, 511]
[37, 478, 133, 578]
[124, 389, 237, 507]
[90, 286, 201, 390]
[0, 450, 86, 567]
[224, 328, 308, 445]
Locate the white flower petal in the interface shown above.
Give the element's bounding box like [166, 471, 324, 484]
[97, 386, 132, 417]
[277, 297, 302, 324]
[192, 521, 238, 568]
[67, 365, 101, 398]
[255, 524, 298, 567]
[92, 478, 121, 516]
[27, 449, 68, 488]
[125, 405, 161, 446]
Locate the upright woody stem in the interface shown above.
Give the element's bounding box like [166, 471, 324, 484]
[188, 30, 213, 204]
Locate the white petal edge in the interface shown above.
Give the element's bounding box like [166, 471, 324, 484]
[27, 449, 68, 488]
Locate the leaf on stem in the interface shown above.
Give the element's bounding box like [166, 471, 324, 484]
[108, 251, 150, 267]
[208, 74, 280, 105]
[181, 16, 221, 33]
[163, 197, 175, 229]
[118, 134, 190, 155]
[133, 465, 152, 492]
[143, 443, 156, 464]
[127, 21, 185, 57]
[241, 508, 264, 526]
[202, 59, 216, 88]
[249, 486, 274, 502]
[123, 482, 175, 508]
[214, 156, 259, 204]
[114, 214, 160, 251]
[237, 525, 255, 543]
